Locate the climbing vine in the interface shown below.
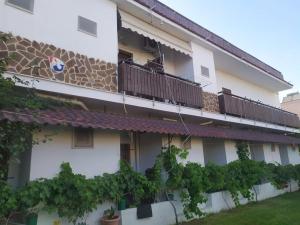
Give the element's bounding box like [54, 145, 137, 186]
[0, 33, 69, 181]
[181, 162, 208, 219]
[204, 162, 225, 193]
[224, 160, 265, 205]
[0, 181, 17, 224]
[224, 142, 266, 205]
[0, 34, 41, 180]
[236, 141, 250, 161]
[1, 147, 300, 223]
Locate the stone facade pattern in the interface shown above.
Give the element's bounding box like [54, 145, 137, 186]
[202, 92, 220, 113]
[0, 34, 117, 92]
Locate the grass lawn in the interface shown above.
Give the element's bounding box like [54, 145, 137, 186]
[181, 191, 300, 225]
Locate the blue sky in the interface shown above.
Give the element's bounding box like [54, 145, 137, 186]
[160, 0, 300, 100]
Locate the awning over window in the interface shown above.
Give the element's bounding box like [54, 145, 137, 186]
[120, 10, 192, 56]
[1, 109, 300, 145]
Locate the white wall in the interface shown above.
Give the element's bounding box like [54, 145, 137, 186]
[121, 201, 182, 225]
[191, 42, 217, 93]
[224, 140, 238, 163]
[287, 145, 300, 165]
[0, 0, 118, 63]
[161, 136, 205, 165]
[30, 127, 120, 179]
[263, 144, 282, 164]
[186, 137, 205, 165]
[216, 70, 280, 107]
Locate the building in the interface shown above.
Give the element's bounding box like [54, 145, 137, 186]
[1, 0, 300, 224]
[281, 92, 300, 117]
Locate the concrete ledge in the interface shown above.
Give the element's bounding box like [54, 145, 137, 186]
[120, 201, 178, 225]
[120, 182, 298, 225]
[34, 182, 299, 225]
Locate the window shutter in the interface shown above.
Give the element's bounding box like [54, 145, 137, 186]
[201, 65, 210, 77]
[73, 128, 93, 148]
[6, 0, 34, 12]
[78, 16, 97, 36]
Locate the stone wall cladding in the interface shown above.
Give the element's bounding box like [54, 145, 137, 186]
[0, 34, 117, 92]
[202, 92, 220, 113]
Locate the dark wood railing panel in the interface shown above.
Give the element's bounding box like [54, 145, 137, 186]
[218, 93, 300, 128]
[118, 62, 203, 108]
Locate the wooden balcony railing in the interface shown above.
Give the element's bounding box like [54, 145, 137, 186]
[218, 91, 300, 128]
[118, 61, 203, 108]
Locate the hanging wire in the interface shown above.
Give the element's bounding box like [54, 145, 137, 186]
[122, 91, 128, 114]
[155, 40, 192, 144]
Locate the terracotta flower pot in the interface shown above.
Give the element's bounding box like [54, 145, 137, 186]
[100, 215, 120, 225]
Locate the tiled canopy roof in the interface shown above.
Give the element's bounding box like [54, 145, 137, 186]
[134, 0, 290, 84]
[0, 109, 300, 144]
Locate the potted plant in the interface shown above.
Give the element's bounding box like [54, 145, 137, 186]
[117, 198, 126, 211]
[100, 207, 120, 225]
[24, 202, 44, 225]
[25, 212, 38, 225]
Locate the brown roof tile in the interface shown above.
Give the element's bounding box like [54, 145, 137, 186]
[0, 108, 299, 144]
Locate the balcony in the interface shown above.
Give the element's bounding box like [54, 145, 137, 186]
[118, 61, 203, 108]
[218, 89, 300, 128]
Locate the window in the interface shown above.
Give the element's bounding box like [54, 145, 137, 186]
[201, 65, 209, 77]
[6, 0, 34, 12]
[78, 16, 97, 36]
[72, 128, 93, 148]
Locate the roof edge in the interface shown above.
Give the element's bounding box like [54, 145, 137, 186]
[1, 108, 300, 144]
[133, 0, 291, 85]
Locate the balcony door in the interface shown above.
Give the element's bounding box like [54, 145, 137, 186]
[120, 143, 131, 164]
[120, 132, 138, 170]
